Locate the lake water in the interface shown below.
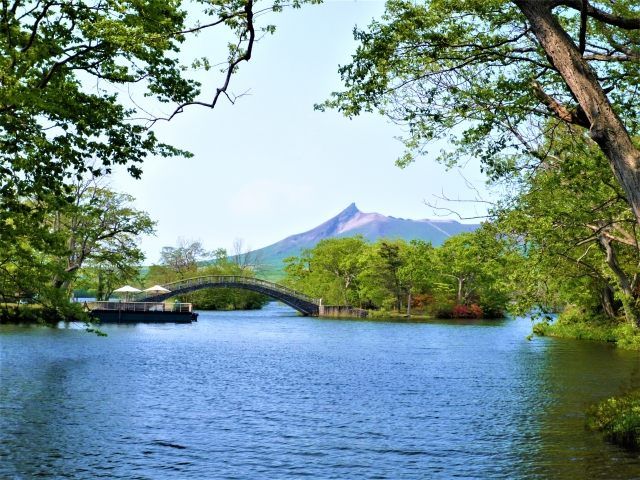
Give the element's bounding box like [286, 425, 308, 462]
[2, 302, 640, 479]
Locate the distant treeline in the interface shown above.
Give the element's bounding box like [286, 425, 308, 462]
[282, 229, 514, 318]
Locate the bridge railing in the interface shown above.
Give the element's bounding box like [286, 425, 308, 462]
[136, 275, 320, 305]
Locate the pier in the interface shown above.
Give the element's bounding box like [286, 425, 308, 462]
[86, 301, 198, 324]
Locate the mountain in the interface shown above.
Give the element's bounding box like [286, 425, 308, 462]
[252, 203, 480, 278]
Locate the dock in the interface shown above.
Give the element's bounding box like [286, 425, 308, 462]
[85, 301, 198, 324]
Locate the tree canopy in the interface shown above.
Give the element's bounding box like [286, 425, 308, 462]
[284, 232, 514, 318]
[0, 0, 307, 205]
[323, 0, 640, 223]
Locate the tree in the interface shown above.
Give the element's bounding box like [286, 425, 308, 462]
[324, 0, 640, 226]
[49, 179, 155, 293]
[0, 0, 303, 207]
[433, 227, 512, 317]
[358, 240, 412, 311]
[159, 239, 212, 278]
[283, 236, 369, 305]
[0, 178, 153, 309]
[496, 128, 640, 324]
[378, 241, 405, 310]
[398, 240, 435, 316]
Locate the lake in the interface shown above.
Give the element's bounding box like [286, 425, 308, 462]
[2, 302, 640, 479]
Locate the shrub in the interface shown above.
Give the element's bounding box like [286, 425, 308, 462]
[533, 306, 640, 348]
[587, 390, 640, 450]
[439, 303, 485, 319]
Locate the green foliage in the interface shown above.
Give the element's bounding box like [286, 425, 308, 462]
[284, 230, 513, 317]
[534, 307, 640, 350]
[433, 226, 513, 317]
[145, 242, 269, 310]
[0, 300, 87, 326]
[1, 0, 295, 205]
[587, 390, 640, 450]
[496, 127, 640, 324]
[323, 0, 640, 175]
[53, 181, 155, 291]
[1, 180, 152, 312]
[1, 1, 193, 216]
[283, 236, 369, 306]
[187, 286, 268, 311]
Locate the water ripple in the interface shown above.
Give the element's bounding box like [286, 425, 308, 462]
[2, 303, 640, 479]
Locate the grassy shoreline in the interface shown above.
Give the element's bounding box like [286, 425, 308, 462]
[532, 308, 640, 350]
[0, 303, 88, 325]
[587, 389, 640, 451]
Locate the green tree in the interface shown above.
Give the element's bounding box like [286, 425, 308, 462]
[0, 181, 153, 311]
[497, 129, 640, 324]
[398, 240, 435, 316]
[284, 236, 369, 305]
[378, 241, 405, 310]
[433, 227, 511, 317]
[324, 0, 640, 227]
[49, 180, 154, 293]
[0, 0, 298, 205]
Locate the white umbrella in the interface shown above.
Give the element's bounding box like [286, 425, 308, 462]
[113, 285, 142, 293]
[143, 285, 171, 294]
[113, 285, 142, 301]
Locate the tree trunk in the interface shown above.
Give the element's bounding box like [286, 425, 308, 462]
[597, 235, 639, 325]
[514, 1, 640, 227]
[599, 284, 618, 319]
[406, 291, 412, 318]
[97, 271, 105, 301]
[457, 277, 464, 304]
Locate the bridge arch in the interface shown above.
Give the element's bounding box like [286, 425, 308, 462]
[137, 276, 320, 316]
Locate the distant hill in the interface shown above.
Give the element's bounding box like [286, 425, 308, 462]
[252, 203, 480, 278]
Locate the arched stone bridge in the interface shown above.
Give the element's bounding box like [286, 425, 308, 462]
[137, 275, 320, 316]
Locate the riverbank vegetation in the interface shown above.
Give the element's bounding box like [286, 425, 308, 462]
[533, 308, 640, 350]
[587, 389, 640, 450]
[0, 177, 154, 325]
[282, 226, 516, 318]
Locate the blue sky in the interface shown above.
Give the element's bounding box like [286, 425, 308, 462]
[113, 1, 493, 262]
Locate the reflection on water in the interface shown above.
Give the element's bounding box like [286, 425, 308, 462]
[1, 303, 640, 479]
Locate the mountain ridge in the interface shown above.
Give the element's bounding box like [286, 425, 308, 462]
[251, 203, 480, 277]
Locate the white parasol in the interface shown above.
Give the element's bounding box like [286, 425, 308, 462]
[113, 285, 142, 301]
[143, 285, 171, 294]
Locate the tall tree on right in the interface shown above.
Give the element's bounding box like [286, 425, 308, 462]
[323, 0, 640, 223]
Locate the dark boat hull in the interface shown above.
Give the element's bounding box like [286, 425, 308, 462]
[90, 310, 198, 324]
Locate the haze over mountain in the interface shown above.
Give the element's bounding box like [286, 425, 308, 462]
[252, 203, 479, 276]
